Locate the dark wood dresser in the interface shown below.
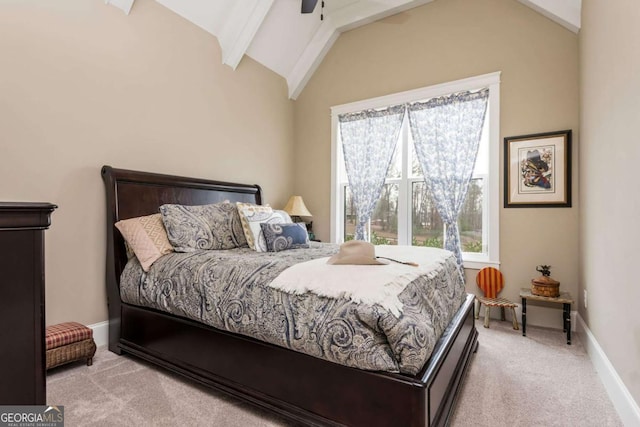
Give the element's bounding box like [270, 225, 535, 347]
[0, 202, 56, 404]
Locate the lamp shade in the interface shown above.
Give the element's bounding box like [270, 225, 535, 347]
[283, 196, 312, 217]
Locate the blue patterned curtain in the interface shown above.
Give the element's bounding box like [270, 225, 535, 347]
[408, 89, 489, 268]
[339, 105, 406, 241]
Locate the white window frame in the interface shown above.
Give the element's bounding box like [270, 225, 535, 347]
[330, 72, 501, 269]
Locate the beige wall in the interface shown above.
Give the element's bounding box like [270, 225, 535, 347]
[294, 0, 580, 325]
[580, 0, 640, 406]
[3, 0, 635, 406]
[0, 0, 294, 326]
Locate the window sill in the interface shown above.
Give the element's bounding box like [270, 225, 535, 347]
[462, 258, 500, 270]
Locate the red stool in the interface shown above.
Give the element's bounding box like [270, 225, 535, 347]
[45, 322, 96, 370]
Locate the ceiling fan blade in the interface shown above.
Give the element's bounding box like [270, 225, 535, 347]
[301, 0, 318, 14]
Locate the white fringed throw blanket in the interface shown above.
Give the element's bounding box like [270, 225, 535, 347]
[268, 245, 453, 317]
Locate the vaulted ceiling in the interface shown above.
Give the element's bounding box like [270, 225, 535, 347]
[106, 0, 581, 99]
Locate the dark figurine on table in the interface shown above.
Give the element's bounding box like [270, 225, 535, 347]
[536, 265, 551, 277]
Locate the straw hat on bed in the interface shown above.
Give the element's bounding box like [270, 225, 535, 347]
[327, 240, 389, 265]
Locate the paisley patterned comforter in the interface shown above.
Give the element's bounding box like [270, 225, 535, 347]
[119, 242, 465, 375]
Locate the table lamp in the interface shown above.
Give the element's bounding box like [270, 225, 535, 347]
[283, 196, 312, 223]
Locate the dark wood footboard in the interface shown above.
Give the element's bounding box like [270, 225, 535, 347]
[102, 165, 478, 426]
[117, 294, 476, 427]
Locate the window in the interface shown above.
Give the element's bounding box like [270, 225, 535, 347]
[331, 73, 500, 268]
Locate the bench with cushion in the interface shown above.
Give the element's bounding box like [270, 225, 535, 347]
[46, 322, 96, 370]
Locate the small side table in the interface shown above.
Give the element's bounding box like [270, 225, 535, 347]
[520, 288, 574, 345]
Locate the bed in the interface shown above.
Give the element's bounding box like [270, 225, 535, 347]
[101, 165, 478, 426]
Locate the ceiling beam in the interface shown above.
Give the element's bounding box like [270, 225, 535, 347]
[105, 0, 135, 15]
[287, 0, 434, 99]
[288, 18, 340, 100]
[218, 0, 275, 70]
[107, 0, 581, 100]
[518, 0, 581, 33]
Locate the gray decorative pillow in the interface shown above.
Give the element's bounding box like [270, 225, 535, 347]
[159, 202, 247, 252]
[260, 222, 310, 252]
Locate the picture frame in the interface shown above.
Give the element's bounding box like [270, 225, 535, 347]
[504, 129, 572, 208]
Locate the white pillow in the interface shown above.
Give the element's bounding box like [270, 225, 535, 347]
[237, 206, 292, 252]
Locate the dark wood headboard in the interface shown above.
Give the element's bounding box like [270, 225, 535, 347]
[101, 165, 262, 350]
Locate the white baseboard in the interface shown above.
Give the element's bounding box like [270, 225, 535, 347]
[88, 321, 109, 348]
[577, 314, 640, 426]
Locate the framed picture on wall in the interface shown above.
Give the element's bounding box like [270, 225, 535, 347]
[504, 129, 572, 208]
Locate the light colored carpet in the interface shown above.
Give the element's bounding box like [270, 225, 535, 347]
[47, 351, 292, 426]
[450, 320, 622, 426]
[48, 321, 622, 426]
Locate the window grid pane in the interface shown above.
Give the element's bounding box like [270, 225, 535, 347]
[344, 169, 486, 254]
[459, 178, 483, 253]
[344, 186, 355, 241]
[370, 183, 399, 245]
[410, 181, 444, 248]
[343, 184, 399, 244]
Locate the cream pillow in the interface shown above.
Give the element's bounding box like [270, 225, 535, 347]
[236, 202, 273, 251]
[115, 213, 173, 271]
